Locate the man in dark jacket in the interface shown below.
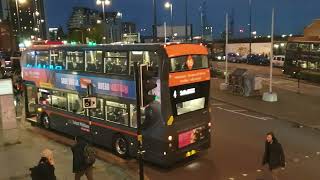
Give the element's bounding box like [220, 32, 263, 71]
[72, 136, 93, 180]
[262, 132, 285, 180]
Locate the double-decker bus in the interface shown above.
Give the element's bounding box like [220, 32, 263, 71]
[284, 37, 320, 82]
[21, 43, 212, 166]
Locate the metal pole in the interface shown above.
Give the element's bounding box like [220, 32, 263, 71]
[170, 4, 173, 40]
[134, 63, 144, 180]
[185, 0, 188, 42]
[249, 0, 252, 55]
[15, 0, 21, 40]
[164, 22, 167, 43]
[153, 0, 157, 42]
[269, 8, 274, 93]
[225, 13, 229, 84]
[102, 2, 106, 43]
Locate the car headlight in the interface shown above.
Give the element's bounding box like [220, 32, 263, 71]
[168, 136, 173, 141]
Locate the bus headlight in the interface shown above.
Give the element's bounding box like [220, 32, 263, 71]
[168, 136, 173, 141]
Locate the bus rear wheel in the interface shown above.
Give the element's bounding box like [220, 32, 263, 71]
[41, 114, 51, 129]
[113, 135, 128, 158]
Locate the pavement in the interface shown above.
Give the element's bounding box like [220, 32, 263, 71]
[0, 119, 140, 180]
[212, 62, 320, 130]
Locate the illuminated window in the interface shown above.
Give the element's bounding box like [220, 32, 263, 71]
[67, 93, 84, 115]
[176, 97, 205, 115]
[66, 51, 84, 71]
[85, 51, 103, 73]
[105, 101, 128, 126]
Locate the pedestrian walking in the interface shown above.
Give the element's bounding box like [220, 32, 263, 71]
[262, 132, 285, 180]
[72, 135, 96, 180]
[30, 148, 56, 180]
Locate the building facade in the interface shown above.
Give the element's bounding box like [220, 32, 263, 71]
[8, 0, 47, 41]
[67, 7, 123, 44]
[121, 22, 136, 34]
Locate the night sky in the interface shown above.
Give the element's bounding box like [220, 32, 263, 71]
[46, 0, 320, 37]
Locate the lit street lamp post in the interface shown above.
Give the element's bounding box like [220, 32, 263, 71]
[164, 2, 173, 40]
[96, 0, 111, 43]
[248, 0, 253, 55]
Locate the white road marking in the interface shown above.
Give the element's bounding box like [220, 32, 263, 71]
[211, 103, 225, 106]
[256, 169, 262, 172]
[217, 107, 270, 121]
[305, 155, 310, 158]
[316, 152, 320, 155]
[242, 173, 248, 177]
[261, 117, 274, 120]
[231, 109, 248, 112]
[228, 178, 235, 180]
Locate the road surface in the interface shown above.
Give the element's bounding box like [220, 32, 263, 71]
[145, 100, 320, 180]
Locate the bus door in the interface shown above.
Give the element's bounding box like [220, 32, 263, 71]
[25, 83, 37, 117]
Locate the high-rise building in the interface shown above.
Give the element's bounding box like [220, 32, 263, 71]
[8, 0, 48, 42]
[67, 7, 99, 31]
[67, 7, 123, 43]
[0, 0, 9, 21]
[122, 22, 136, 34]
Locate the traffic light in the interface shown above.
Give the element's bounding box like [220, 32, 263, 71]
[140, 64, 157, 107]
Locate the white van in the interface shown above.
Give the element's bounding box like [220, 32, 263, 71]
[272, 55, 285, 67]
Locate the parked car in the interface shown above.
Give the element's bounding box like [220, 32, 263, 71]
[272, 55, 285, 67]
[213, 52, 226, 61]
[227, 53, 242, 63]
[247, 54, 270, 66]
[247, 54, 259, 65]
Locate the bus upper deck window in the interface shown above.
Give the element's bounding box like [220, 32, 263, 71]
[86, 51, 103, 73]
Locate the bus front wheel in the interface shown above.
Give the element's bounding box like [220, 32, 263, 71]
[113, 135, 128, 158]
[41, 114, 51, 129]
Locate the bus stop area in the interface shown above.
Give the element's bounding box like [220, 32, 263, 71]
[0, 119, 142, 180]
[212, 77, 320, 130]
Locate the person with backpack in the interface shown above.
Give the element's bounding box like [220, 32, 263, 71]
[30, 148, 56, 180]
[72, 135, 96, 180]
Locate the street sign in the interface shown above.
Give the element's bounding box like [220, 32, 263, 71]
[82, 97, 97, 109]
[0, 79, 13, 95]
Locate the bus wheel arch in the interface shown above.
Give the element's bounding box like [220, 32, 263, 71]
[112, 133, 129, 158]
[40, 113, 51, 129]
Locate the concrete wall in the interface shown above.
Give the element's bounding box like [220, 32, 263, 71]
[226, 42, 272, 56]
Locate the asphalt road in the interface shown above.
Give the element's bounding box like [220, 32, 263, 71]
[144, 100, 320, 180]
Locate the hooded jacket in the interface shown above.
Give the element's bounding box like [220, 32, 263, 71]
[262, 138, 285, 170]
[71, 138, 90, 173]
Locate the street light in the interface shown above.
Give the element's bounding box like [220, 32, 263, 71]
[96, 0, 111, 43]
[164, 2, 173, 40]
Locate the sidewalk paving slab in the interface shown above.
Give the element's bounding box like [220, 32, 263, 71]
[0, 122, 141, 180]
